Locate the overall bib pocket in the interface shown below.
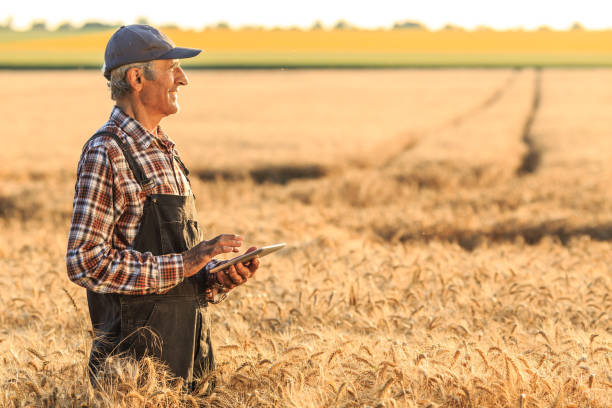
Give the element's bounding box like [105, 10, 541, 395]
[160, 220, 200, 253]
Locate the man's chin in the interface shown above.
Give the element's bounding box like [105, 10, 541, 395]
[165, 105, 180, 116]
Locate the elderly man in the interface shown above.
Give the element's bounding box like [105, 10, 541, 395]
[66, 24, 259, 390]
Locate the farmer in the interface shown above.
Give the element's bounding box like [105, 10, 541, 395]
[65, 24, 259, 391]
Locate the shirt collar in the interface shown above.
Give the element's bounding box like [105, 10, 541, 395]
[109, 106, 175, 151]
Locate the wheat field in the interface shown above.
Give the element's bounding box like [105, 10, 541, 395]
[1, 69, 611, 407]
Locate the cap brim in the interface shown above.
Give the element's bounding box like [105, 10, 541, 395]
[158, 47, 202, 60]
[103, 47, 203, 79]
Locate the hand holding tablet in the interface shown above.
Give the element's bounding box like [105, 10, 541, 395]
[208, 243, 286, 274]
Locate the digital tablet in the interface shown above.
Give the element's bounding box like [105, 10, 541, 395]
[208, 243, 286, 274]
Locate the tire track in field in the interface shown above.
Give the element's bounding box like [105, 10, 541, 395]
[441, 68, 521, 128]
[191, 70, 522, 184]
[380, 69, 522, 169]
[516, 68, 543, 175]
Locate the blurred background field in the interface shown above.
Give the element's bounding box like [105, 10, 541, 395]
[1, 67, 612, 406]
[4, 26, 612, 68]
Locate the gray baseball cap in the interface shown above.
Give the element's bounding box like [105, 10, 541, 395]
[103, 24, 202, 79]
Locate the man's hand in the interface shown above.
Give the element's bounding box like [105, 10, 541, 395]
[215, 247, 260, 291]
[183, 234, 242, 278]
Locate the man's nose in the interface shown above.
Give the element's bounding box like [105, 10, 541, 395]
[176, 67, 188, 86]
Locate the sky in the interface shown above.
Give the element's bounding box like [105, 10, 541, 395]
[3, 0, 612, 30]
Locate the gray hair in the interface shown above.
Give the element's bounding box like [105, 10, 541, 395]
[103, 61, 156, 100]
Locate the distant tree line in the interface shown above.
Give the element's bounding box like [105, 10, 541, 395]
[0, 18, 122, 32]
[0, 16, 592, 32]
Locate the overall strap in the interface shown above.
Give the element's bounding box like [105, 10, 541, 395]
[173, 154, 190, 177]
[90, 131, 151, 188]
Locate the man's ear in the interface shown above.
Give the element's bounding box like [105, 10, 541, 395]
[126, 67, 144, 92]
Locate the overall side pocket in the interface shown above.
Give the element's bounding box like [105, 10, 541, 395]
[120, 300, 161, 357]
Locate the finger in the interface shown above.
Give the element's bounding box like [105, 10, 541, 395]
[219, 237, 242, 245]
[242, 247, 258, 271]
[210, 246, 237, 257]
[219, 237, 243, 251]
[226, 265, 245, 285]
[218, 238, 242, 252]
[242, 257, 259, 274]
[217, 270, 236, 289]
[215, 233, 242, 240]
[245, 261, 258, 279]
[248, 256, 260, 275]
[217, 240, 242, 249]
[209, 234, 242, 248]
[228, 265, 246, 284]
[234, 262, 251, 280]
[219, 234, 242, 244]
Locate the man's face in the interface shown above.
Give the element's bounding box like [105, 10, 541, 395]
[140, 59, 188, 118]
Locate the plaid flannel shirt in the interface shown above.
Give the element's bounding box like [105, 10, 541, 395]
[66, 106, 194, 295]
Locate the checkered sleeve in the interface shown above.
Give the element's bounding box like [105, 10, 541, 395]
[66, 143, 184, 295]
